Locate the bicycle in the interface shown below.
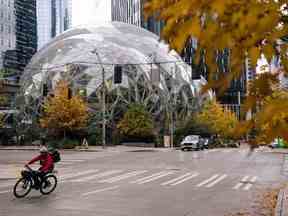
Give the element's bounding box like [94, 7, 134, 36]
[13, 165, 58, 198]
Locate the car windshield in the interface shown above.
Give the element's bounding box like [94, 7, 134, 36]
[184, 135, 199, 141]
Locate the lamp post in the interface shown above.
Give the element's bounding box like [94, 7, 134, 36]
[91, 49, 106, 149]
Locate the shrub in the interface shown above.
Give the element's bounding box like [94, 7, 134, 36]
[117, 104, 155, 142]
[47, 138, 79, 149]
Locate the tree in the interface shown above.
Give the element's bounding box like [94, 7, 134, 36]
[40, 80, 88, 138]
[0, 82, 6, 128]
[117, 104, 154, 140]
[145, 0, 288, 143]
[197, 100, 238, 139]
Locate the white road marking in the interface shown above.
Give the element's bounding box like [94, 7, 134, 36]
[0, 182, 14, 189]
[0, 190, 9, 194]
[196, 174, 219, 187]
[222, 149, 233, 153]
[82, 185, 119, 196]
[61, 159, 85, 162]
[161, 173, 192, 186]
[243, 176, 257, 191]
[209, 149, 219, 153]
[130, 171, 167, 184]
[61, 169, 99, 181]
[206, 174, 227, 188]
[58, 162, 75, 165]
[170, 173, 199, 186]
[71, 170, 123, 182]
[99, 171, 147, 183]
[137, 172, 175, 184]
[233, 175, 250, 190]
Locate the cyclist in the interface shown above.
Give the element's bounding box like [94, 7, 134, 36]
[25, 146, 54, 189]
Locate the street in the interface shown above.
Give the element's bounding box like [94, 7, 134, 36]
[0, 146, 286, 216]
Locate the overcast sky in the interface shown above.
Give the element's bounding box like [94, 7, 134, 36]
[72, 0, 111, 27]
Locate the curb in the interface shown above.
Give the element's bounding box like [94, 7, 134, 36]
[0, 148, 38, 151]
[0, 148, 102, 152]
[275, 154, 288, 216]
[0, 147, 172, 152]
[275, 188, 288, 216]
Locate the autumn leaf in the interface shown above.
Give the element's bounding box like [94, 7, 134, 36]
[40, 80, 88, 135]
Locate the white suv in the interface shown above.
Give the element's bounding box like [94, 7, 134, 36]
[180, 135, 203, 151]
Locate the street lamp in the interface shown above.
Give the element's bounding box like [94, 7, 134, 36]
[91, 49, 106, 149]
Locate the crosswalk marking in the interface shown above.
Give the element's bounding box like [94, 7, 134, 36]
[0, 190, 9, 194]
[233, 176, 257, 191]
[61, 159, 85, 162]
[130, 171, 168, 184]
[137, 171, 174, 185]
[170, 173, 199, 186]
[82, 185, 119, 196]
[61, 169, 99, 181]
[71, 170, 123, 182]
[243, 176, 257, 191]
[0, 166, 260, 192]
[161, 173, 192, 186]
[99, 171, 148, 183]
[197, 174, 219, 187]
[206, 174, 227, 188]
[233, 175, 250, 190]
[0, 182, 14, 189]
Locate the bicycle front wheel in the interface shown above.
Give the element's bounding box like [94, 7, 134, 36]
[40, 175, 57, 195]
[13, 177, 32, 198]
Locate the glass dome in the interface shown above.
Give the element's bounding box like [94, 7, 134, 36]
[19, 22, 211, 119]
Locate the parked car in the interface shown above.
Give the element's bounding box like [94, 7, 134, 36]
[180, 135, 204, 151]
[269, 139, 278, 149]
[200, 138, 209, 149]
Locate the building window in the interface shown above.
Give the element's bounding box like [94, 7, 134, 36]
[0, 11, 3, 18]
[8, 25, 11, 34]
[8, 39, 11, 48]
[8, 13, 11, 21]
[1, 24, 3, 33]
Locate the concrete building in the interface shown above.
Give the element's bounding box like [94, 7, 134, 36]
[37, 0, 72, 50]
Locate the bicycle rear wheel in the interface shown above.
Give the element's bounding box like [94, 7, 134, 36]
[13, 177, 32, 198]
[40, 175, 57, 195]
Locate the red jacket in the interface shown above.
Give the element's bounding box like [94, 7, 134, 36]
[27, 154, 54, 172]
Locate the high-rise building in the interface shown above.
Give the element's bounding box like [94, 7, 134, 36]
[0, 0, 37, 75]
[111, 0, 248, 119]
[37, 0, 72, 50]
[112, 0, 141, 27]
[111, 0, 164, 36]
[0, 0, 16, 71]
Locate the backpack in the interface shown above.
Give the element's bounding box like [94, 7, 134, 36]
[50, 150, 61, 163]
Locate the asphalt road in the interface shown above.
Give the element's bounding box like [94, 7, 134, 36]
[0, 147, 286, 216]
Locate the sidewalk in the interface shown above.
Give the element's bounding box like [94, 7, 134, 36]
[275, 186, 288, 216]
[0, 145, 172, 152]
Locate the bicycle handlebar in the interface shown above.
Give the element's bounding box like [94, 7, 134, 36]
[25, 165, 33, 172]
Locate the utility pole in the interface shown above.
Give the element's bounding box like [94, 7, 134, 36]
[102, 66, 106, 149]
[91, 49, 106, 149]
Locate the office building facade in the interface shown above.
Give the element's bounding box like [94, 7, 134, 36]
[37, 0, 72, 50]
[0, 0, 16, 71]
[0, 0, 37, 75]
